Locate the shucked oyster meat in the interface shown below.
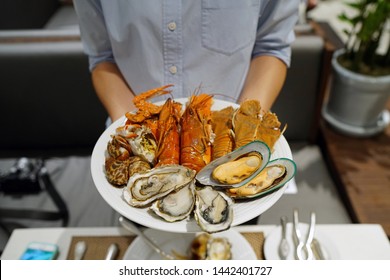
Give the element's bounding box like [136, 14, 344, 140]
[122, 165, 196, 207]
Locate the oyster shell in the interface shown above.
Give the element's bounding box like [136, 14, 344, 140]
[227, 158, 297, 199]
[194, 186, 233, 233]
[123, 165, 196, 207]
[196, 140, 270, 188]
[150, 181, 195, 222]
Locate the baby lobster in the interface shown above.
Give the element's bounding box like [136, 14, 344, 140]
[155, 98, 182, 167]
[180, 93, 213, 173]
[125, 84, 174, 123]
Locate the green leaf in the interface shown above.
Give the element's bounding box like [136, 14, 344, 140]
[338, 13, 353, 23]
[338, 0, 390, 69]
[345, 1, 364, 10]
[342, 29, 351, 36]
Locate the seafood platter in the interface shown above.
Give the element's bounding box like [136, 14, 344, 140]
[91, 85, 297, 233]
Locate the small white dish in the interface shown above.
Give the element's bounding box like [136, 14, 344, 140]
[123, 228, 257, 260]
[263, 223, 339, 260]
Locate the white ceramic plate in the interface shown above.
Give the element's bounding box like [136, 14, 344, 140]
[91, 98, 293, 232]
[263, 223, 339, 260]
[123, 228, 257, 260]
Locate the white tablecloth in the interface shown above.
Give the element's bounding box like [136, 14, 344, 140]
[1, 224, 389, 260]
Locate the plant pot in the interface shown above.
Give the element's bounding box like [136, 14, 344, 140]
[323, 49, 390, 137]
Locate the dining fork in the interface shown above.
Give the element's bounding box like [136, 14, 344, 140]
[305, 212, 316, 260]
[293, 209, 305, 260]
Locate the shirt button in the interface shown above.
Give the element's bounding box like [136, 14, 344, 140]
[168, 21, 176, 31]
[169, 65, 177, 74]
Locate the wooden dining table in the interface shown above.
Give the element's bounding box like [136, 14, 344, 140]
[319, 104, 390, 237]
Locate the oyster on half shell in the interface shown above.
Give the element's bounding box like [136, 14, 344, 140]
[196, 140, 271, 188]
[190, 233, 232, 260]
[123, 165, 196, 207]
[150, 181, 195, 222]
[206, 236, 232, 260]
[194, 186, 233, 233]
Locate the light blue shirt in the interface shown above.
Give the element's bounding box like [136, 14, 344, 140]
[74, 0, 299, 102]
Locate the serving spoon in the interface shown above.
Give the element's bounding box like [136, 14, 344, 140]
[118, 216, 175, 260]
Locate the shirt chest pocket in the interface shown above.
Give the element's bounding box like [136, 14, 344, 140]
[201, 0, 261, 55]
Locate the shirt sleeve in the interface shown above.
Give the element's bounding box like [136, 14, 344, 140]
[73, 0, 115, 71]
[252, 0, 300, 67]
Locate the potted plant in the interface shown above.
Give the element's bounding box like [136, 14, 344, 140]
[323, 0, 390, 137]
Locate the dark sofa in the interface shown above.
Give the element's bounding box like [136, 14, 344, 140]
[0, 1, 107, 157]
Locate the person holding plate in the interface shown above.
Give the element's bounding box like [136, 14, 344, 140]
[73, 0, 300, 122]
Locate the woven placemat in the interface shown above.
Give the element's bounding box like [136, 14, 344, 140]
[241, 232, 265, 260]
[66, 232, 265, 260]
[67, 236, 136, 260]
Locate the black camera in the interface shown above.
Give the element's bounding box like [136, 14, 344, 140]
[0, 158, 43, 195]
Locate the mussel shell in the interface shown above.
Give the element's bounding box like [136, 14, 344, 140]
[196, 141, 271, 188]
[228, 158, 296, 199]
